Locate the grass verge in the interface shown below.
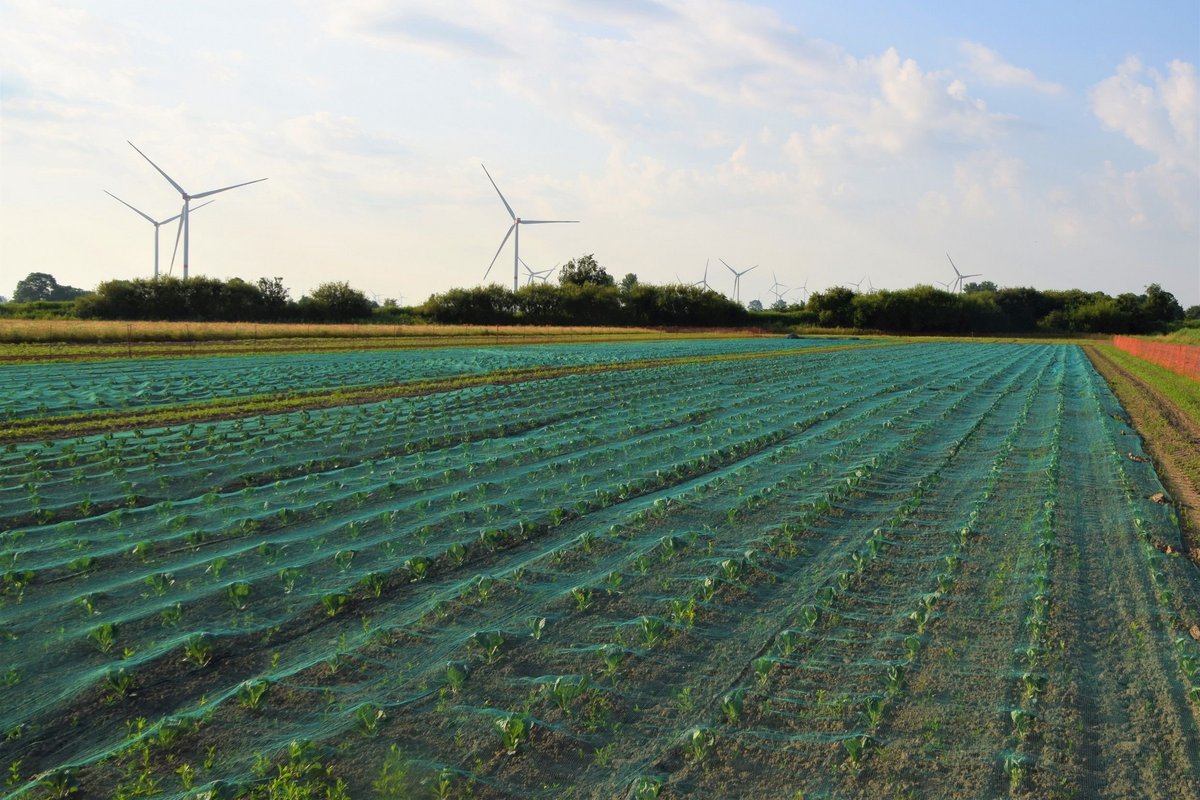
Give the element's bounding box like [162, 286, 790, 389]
[1085, 343, 1200, 564]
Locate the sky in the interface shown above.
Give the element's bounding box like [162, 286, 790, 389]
[1, 1, 1198, 308]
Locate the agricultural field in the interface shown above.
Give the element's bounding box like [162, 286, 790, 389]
[1, 337, 1198, 799]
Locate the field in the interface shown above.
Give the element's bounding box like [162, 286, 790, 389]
[1, 336, 1198, 799]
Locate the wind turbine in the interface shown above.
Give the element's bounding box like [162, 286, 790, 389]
[691, 259, 714, 291]
[481, 164, 578, 292]
[127, 141, 267, 279]
[769, 272, 789, 304]
[796, 276, 809, 301]
[519, 257, 557, 286]
[105, 191, 212, 278]
[946, 253, 980, 293]
[720, 258, 757, 304]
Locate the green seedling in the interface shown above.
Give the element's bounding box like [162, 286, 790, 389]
[698, 576, 718, 602]
[88, 623, 117, 654]
[225, 582, 252, 611]
[753, 656, 773, 685]
[936, 573, 955, 593]
[76, 593, 102, 616]
[104, 666, 135, 699]
[639, 616, 667, 649]
[446, 661, 469, 693]
[359, 571, 385, 598]
[850, 551, 867, 574]
[1021, 672, 1046, 699]
[776, 630, 800, 658]
[904, 635, 922, 662]
[278, 567, 301, 594]
[599, 644, 624, 678]
[579, 531, 595, 553]
[143, 572, 173, 596]
[1010, 708, 1034, 740]
[447, 542, 467, 566]
[843, 734, 873, 769]
[475, 575, 496, 602]
[321, 592, 348, 617]
[571, 586, 593, 612]
[496, 712, 530, 755]
[405, 556, 429, 581]
[909, 606, 931, 634]
[720, 558, 742, 583]
[237, 678, 270, 710]
[687, 727, 714, 762]
[355, 703, 385, 736]
[160, 602, 183, 628]
[802, 605, 820, 630]
[632, 776, 662, 799]
[334, 549, 355, 572]
[1004, 752, 1028, 789]
[471, 630, 505, 664]
[549, 675, 589, 714]
[721, 689, 745, 724]
[863, 694, 887, 729]
[606, 570, 624, 593]
[669, 597, 697, 628]
[527, 616, 546, 640]
[183, 634, 213, 667]
[886, 663, 904, 695]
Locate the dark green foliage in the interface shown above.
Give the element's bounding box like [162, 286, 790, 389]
[422, 282, 748, 327]
[558, 253, 614, 286]
[12, 273, 88, 302]
[298, 281, 374, 322]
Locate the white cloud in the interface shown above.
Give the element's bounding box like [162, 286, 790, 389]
[1091, 57, 1198, 172]
[960, 42, 1064, 94]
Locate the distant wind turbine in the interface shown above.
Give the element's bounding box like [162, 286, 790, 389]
[127, 141, 267, 279]
[519, 257, 557, 286]
[691, 259, 714, 291]
[769, 272, 789, 304]
[481, 164, 578, 292]
[720, 258, 757, 304]
[946, 253, 980, 293]
[104, 191, 212, 278]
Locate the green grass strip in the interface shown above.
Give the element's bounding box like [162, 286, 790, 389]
[1093, 343, 1200, 426]
[1, 340, 901, 442]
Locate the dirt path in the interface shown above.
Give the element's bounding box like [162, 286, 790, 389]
[1084, 345, 1200, 565]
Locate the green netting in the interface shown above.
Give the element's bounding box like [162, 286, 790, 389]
[1, 341, 1197, 800]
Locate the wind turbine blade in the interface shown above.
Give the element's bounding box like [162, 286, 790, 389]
[483, 223, 516, 280]
[744, 265, 758, 275]
[190, 177, 268, 200]
[946, 253, 962, 278]
[169, 207, 184, 274]
[128, 141, 188, 196]
[104, 190, 157, 224]
[720, 258, 736, 275]
[518, 219, 579, 224]
[481, 164, 517, 221]
[190, 199, 216, 213]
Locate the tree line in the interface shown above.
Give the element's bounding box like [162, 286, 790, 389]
[4, 258, 1195, 333]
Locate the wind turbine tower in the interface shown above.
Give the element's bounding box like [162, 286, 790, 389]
[127, 142, 267, 279]
[720, 259, 757, 304]
[481, 164, 578, 292]
[104, 191, 213, 278]
[946, 253, 981, 293]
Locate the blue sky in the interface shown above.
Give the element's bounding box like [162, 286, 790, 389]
[2, 1, 1197, 307]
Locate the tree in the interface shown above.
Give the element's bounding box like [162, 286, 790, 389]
[1141, 283, 1184, 325]
[962, 280, 997, 293]
[558, 254, 614, 286]
[747, 299, 763, 311]
[303, 282, 373, 321]
[1185, 305, 1200, 320]
[620, 273, 638, 292]
[13, 272, 86, 302]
